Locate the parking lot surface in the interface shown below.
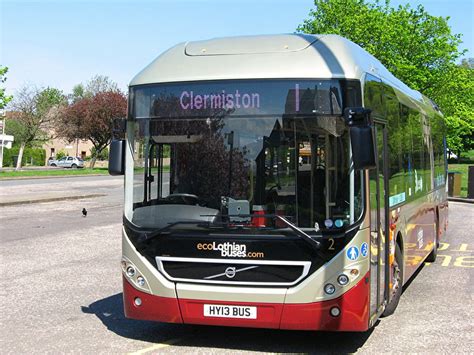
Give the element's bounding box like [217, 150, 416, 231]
[1, 176, 473, 353]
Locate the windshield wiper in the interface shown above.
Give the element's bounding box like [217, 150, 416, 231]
[138, 220, 213, 244]
[135, 214, 321, 254]
[273, 215, 321, 251]
[218, 213, 321, 253]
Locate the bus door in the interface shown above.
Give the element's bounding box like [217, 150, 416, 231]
[369, 121, 390, 323]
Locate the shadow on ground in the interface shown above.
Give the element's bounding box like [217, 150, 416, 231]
[82, 293, 374, 353]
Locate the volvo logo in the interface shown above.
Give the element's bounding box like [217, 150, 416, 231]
[225, 267, 236, 278]
[204, 265, 259, 280]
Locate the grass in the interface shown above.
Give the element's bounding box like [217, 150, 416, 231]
[0, 165, 171, 179]
[0, 167, 110, 179]
[447, 149, 474, 198]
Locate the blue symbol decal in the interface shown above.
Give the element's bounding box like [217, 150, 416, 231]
[347, 246, 359, 261]
[361, 242, 368, 257]
[334, 219, 343, 228]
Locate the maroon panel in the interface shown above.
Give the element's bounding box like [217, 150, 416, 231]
[123, 277, 183, 323]
[280, 272, 370, 331]
[123, 273, 370, 331]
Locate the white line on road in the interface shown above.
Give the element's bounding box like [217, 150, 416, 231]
[129, 337, 184, 355]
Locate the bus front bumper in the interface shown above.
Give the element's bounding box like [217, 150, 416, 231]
[123, 272, 369, 331]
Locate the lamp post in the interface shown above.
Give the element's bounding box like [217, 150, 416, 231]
[0, 113, 5, 169]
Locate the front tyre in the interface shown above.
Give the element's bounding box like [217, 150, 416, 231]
[382, 243, 403, 317]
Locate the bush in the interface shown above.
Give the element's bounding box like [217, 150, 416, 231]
[90, 147, 109, 160]
[56, 150, 67, 160]
[3, 146, 46, 166]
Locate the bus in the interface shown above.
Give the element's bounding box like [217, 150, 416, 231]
[109, 34, 448, 331]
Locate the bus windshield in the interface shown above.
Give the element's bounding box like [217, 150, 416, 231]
[125, 80, 363, 231]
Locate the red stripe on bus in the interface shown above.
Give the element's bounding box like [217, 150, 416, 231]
[123, 272, 369, 331]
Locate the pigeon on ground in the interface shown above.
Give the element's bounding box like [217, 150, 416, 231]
[82, 208, 87, 217]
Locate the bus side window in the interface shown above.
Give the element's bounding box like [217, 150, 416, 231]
[386, 95, 403, 205]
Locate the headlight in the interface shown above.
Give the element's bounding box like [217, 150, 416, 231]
[337, 274, 349, 285]
[126, 266, 136, 277]
[324, 283, 335, 295]
[137, 276, 145, 287]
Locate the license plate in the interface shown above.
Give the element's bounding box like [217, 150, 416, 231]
[203, 304, 257, 319]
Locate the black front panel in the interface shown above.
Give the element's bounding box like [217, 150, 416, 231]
[161, 261, 304, 284]
[124, 221, 359, 287]
[154, 234, 313, 260]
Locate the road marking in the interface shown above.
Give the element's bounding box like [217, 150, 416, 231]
[438, 242, 449, 251]
[129, 337, 183, 355]
[457, 243, 471, 252]
[454, 256, 474, 267]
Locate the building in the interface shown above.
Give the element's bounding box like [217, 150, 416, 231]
[43, 136, 94, 164]
[4, 111, 94, 165]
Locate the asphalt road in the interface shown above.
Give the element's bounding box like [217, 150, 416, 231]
[1, 176, 473, 354]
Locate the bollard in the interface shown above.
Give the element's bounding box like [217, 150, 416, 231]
[447, 171, 462, 197]
[468, 166, 474, 199]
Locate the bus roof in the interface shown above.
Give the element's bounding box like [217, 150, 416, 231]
[130, 34, 432, 111]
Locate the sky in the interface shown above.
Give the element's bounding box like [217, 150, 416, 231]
[1, 0, 473, 96]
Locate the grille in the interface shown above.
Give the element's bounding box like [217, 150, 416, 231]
[156, 257, 311, 286]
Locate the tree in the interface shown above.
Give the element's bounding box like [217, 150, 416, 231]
[435, 63, 474, 157]
[70, 75, 120, 103]
[460, 58, 474, 69]
[298, 0, 464, 93]
[59, 91, 127, 168]
[297, 0, 472, 154]
[0, 66, 13, 109]
[9, 86, 66, 169]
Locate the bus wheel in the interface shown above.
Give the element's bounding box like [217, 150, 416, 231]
[382, 243, 403, 317]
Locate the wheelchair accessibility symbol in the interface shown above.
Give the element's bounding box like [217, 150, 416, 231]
[361, 242, 368, 257]
[347, 246, 359, 261]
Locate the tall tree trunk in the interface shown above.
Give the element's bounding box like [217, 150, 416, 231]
[89, 155, 97, 169]
[15, 142, 26, 170]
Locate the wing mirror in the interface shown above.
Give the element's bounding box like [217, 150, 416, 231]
[108, 119, 126, 176]
[344, 108, 376, 170]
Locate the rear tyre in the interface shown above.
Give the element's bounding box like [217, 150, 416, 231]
[382, 243, 403, 317]
[71, 164, 78, 169]
[51, 163, 57, 167]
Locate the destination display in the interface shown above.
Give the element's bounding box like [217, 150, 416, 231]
[131, 79, 344, 118]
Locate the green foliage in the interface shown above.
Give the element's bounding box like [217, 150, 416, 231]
[55, 150, 67, 159]
[36, 87, 67, 117]
[432, 63, 474, 155]
[3, 146, 46, 167]
[0, 65, 13, 109]
[10, 86, 67, 146]
[4, 119, 28, 144]
[69, 75, 120, 103]
[298, 0, 472, 154]
[90, 146, 109, 160]
[298, 0, 463, 92]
